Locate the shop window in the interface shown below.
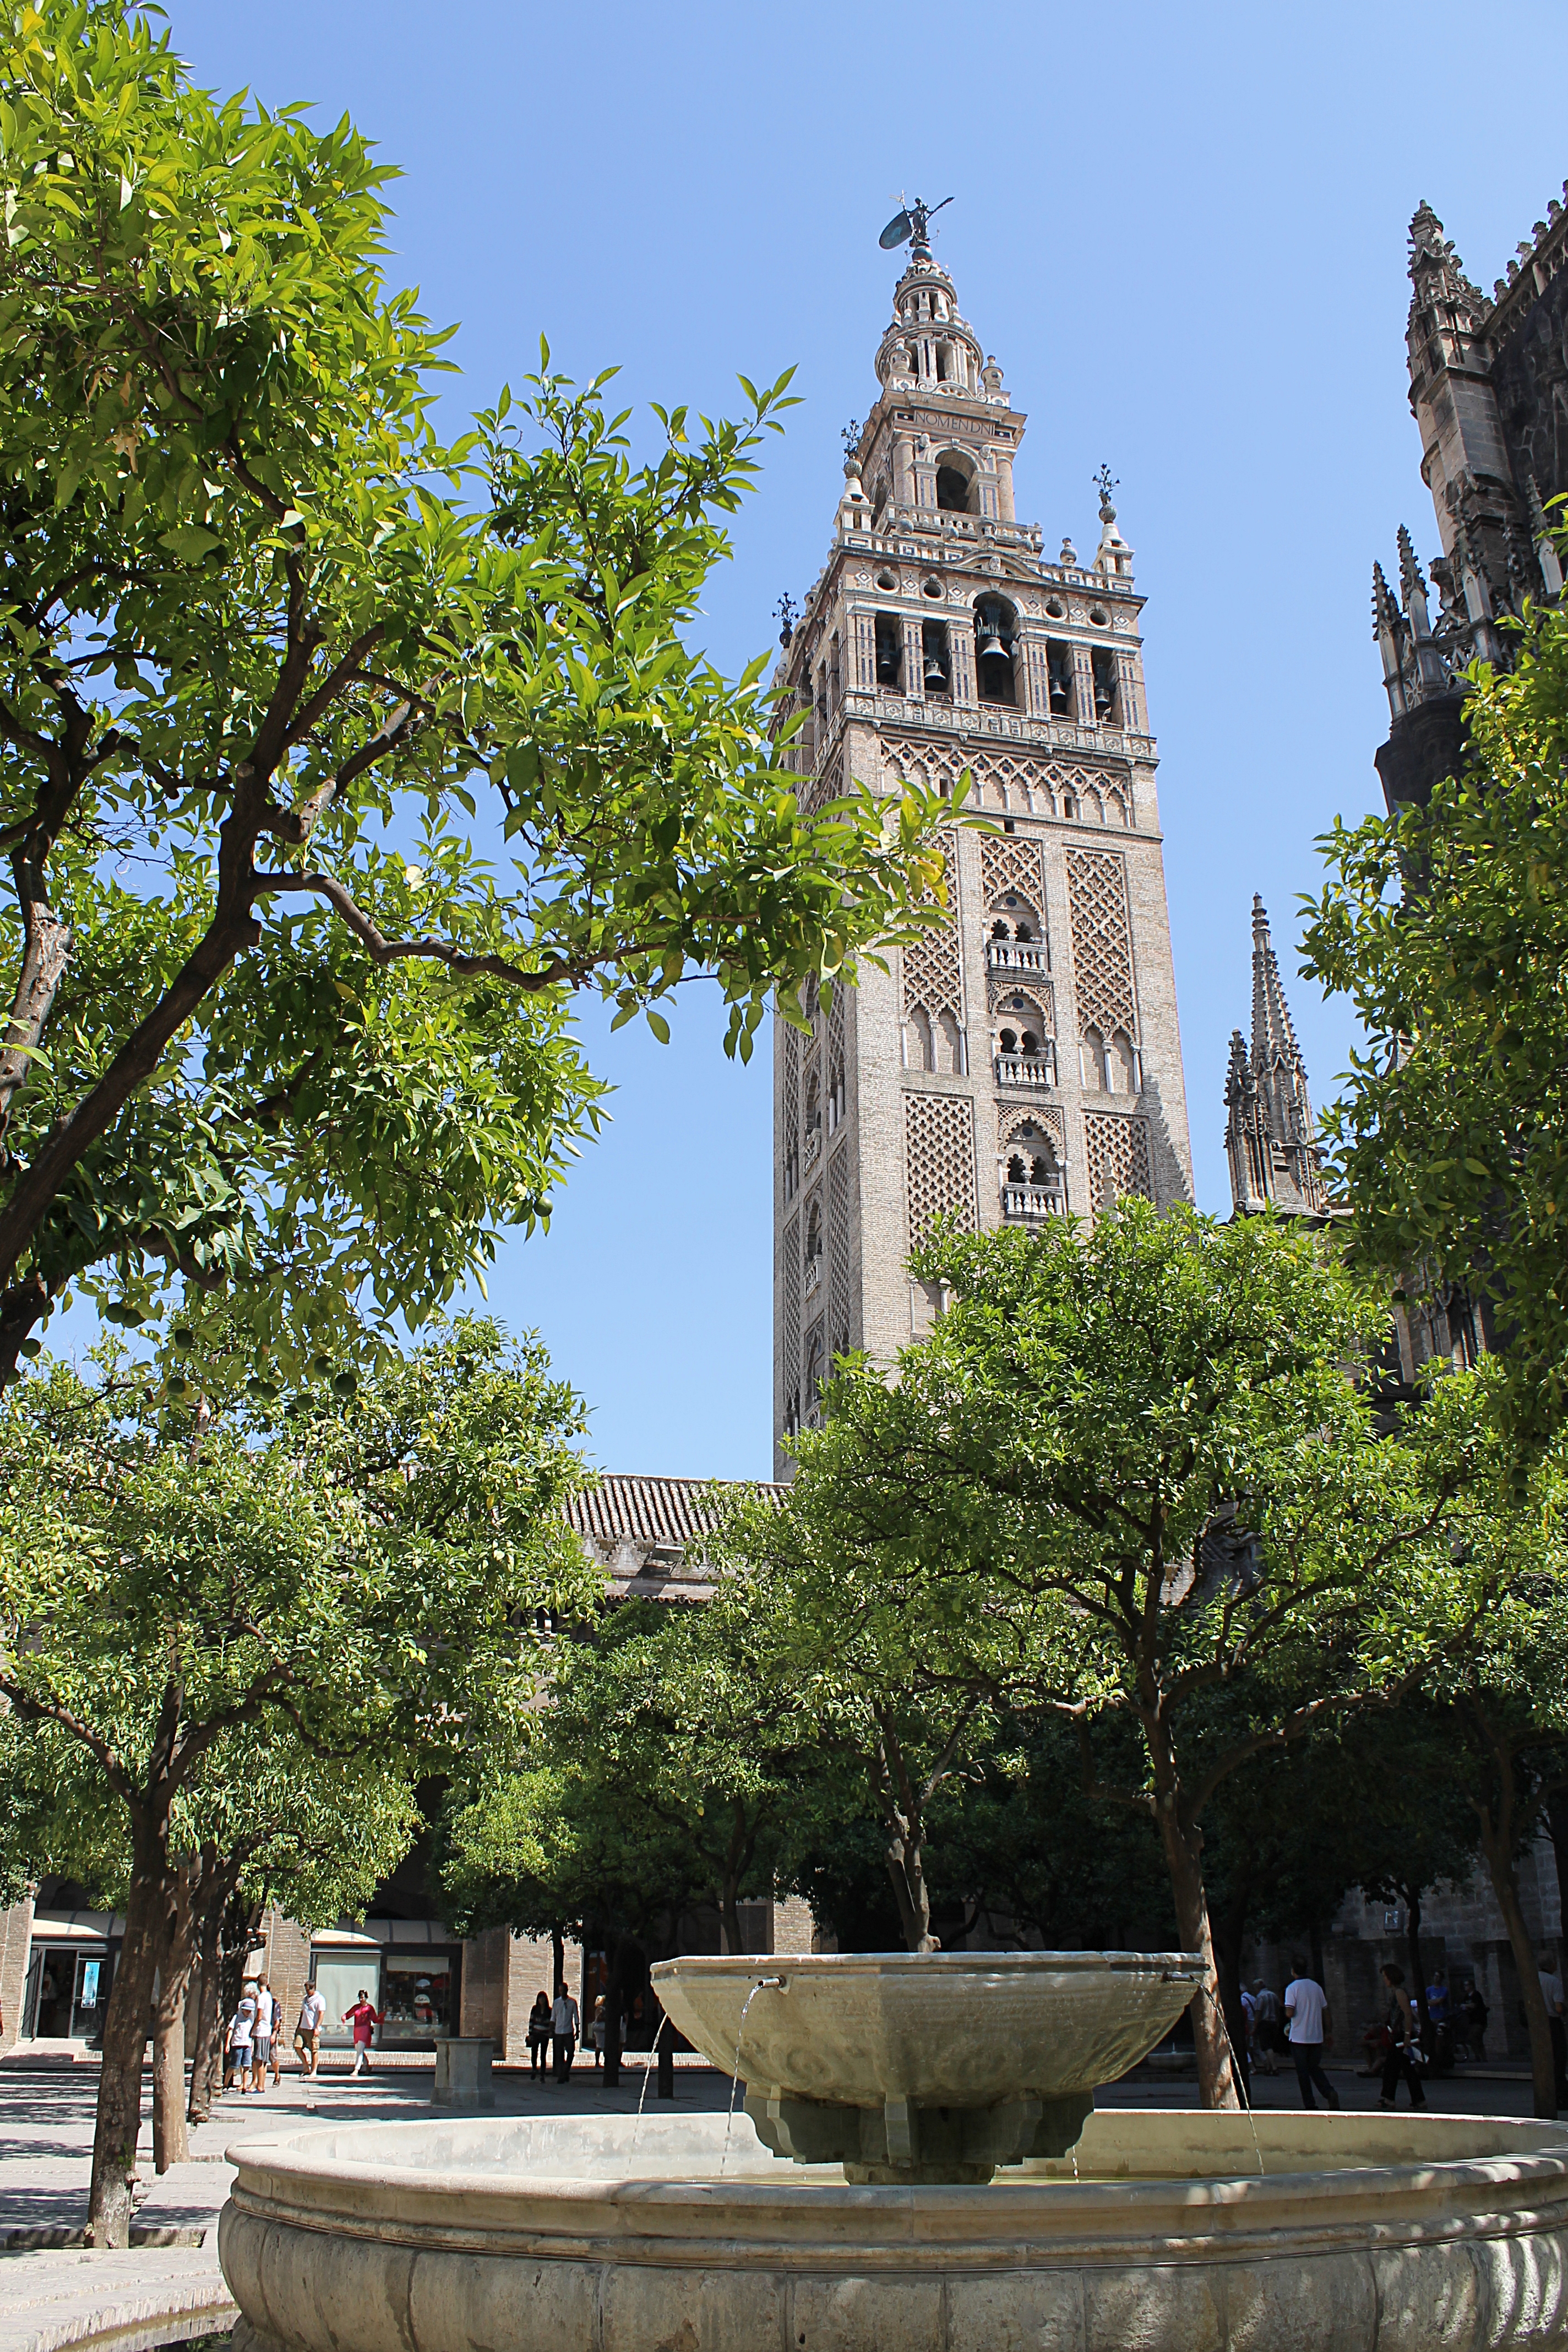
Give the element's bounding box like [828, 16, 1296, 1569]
[382, 1953, 458, 2040]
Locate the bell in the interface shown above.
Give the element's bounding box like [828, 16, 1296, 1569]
[977, 629, 1007, 662]
[924, 654, 947, 688]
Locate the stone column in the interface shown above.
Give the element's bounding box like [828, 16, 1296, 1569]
[903, 617, 925, 699]
[1072, 646, 1097, 729]
[1017, 629, 1049, 719]
[0, 1894, 34, 2050]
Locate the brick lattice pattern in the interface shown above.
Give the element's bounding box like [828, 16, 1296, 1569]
[1067, 848, 1138, 1038]
[900, 831, 963, 1024]
[980, 829, 1047, 913]
[1084, 1111, 1151, 1206]
[905, 1090, 978, 1248]
[780, 1215, 799, 1412]
[827, 1144, 852, 1359]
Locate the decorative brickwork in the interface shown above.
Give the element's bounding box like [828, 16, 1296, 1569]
[900, 833, 963, 1025]
[905, 1090, 978, 1248]
[1084, 1110, 1151, 1206]
[999, 1103, 1067, 1151]
[781, 1215, 800, 1415]
[988, 974, 1057, 1027]
[827, 1145, 852, 1359]
[1067, 848, 1138, 1038]
[981, 829, 1047, 913]
[881, 735, 1129, 825]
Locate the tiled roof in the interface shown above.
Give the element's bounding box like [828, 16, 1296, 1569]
[564, 1473, 782, 1552]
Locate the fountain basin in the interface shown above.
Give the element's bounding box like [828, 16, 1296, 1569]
[219, 2106, 1568, 2352]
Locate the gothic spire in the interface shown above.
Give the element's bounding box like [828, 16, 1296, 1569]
[1224, 899, 1326, 1219]
[1250, 896, 1302, 1079]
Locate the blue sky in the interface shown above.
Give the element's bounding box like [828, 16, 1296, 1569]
[171, 0, 1566, 1480]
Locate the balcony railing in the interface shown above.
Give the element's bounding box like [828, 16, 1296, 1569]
[995, 1054, 1054, 1088]
[804, 1255, 821, 1295]
[987, 941, 1047, 974]
[1002, 1184, 1065, 1222]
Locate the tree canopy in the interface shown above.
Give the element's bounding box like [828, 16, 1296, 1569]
[0, 1315, 595, 2238]
[741, 1204, 1517, 2105]
[1303, 568, 1568, 1445]
[0, 0, 944, 1385]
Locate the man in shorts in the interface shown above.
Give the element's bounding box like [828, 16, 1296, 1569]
[293, 1980, 325, 2078]
[249, 1974, 275, 2094]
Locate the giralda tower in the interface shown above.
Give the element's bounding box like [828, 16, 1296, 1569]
[772, 213, 1193, 1474]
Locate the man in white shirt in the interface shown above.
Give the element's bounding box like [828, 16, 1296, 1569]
[551, 1984, 580, 2083]
[294, 1982, 326, 2078]
[1283, 1961, 1341, 2110]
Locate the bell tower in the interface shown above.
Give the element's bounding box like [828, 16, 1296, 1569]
[772, 220, 1193, 1471]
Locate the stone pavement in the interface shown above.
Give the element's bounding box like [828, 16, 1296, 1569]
[0, 2054, 1543, 2352]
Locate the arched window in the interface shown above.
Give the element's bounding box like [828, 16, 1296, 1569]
[1015, 918, 1034, 943]
[804, 1065, 821, 1134]
[999, 1027, 1019, 1055]
[974, 598, 1017, 707]
[1020, 1028, 1041, 1057]
[1007, 1154, 1027, 1184]
[874, 613, 902, 688]
[906, 1006, 934, 1071]
[1029, 1155, 1054, 1185]
[1081, 1028, 1106, 1091]
[990, 918, 1009, 940]
[935, 464, 973, 513]
[1108, 1031, 1139, 1094]
[935, 1009, 963, 1074]
[1046, 640, 1075, 716]
[921, 619, 951, 695]
[1091, 646, 1119, 724]
[826, 1057, 846, 1133]
[805, 1201, 823, 1263]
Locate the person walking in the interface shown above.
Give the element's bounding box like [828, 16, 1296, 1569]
[249, 1976, 274, 2095]
[225, 1983, 257, 2093]
[551, 1982, 579, 2083]
[1379, 1964, 1428, 2110]
[526, 1991, 552, 2078]
[294, 1981, 325, 2078]
[1283, 1960, 1341, 2110]
[1540, 1954, 1567, 2105]
[1458, 1980, 1488, 2063]
[1251, 1981, 1280, 2076]
[344, 1988, 382, 2079]
[587, 1996, 607, 2072]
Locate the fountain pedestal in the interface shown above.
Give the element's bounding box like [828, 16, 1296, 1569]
[745, 2087, 1094, 2183]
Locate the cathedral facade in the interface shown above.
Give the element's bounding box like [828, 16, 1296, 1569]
[771, 230, 1193, 1470]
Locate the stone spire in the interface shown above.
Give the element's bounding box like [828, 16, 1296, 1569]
[1224, 899, 1327, 1218]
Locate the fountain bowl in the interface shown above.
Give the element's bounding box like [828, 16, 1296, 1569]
[652, 1948, 1201, 2110]
[219, 2105, 1568, 2352]
[651, 1948, 1202, 2181]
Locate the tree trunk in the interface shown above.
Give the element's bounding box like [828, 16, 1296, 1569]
[1156, 1801, 1238, 2110]
[720, 1883, 744, 1959]
[151, 1856, 203, 2171]
[1545, 1782, 1568, 1940]
[603, 1932, 628, 2090]
[552, 1923, 565, 1995]
[151, 1979, 188, 2172]
[1210, 1871, 1253, 2108]
[1477, 1808, 1558, 2119]
[187, 1899, 224, 2125]
[883, 1830, 935, 1952]
[1403, 1885, 1431, 2043]
[89, 1840, 167, 2246]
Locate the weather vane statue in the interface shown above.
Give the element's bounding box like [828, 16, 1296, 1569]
[879, 194, 954, 262]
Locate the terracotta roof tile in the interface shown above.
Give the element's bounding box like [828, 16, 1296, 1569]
[564, 1473, 782, 1551]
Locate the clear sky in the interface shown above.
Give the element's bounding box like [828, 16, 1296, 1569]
[170, 0, 1567, 1480]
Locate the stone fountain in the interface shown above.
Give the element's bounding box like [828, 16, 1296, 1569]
[219, 1950, 1568, 2352]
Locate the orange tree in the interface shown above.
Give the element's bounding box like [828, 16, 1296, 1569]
[740, 1204, 1518, 2108]
[0, 2, 943, 1387]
